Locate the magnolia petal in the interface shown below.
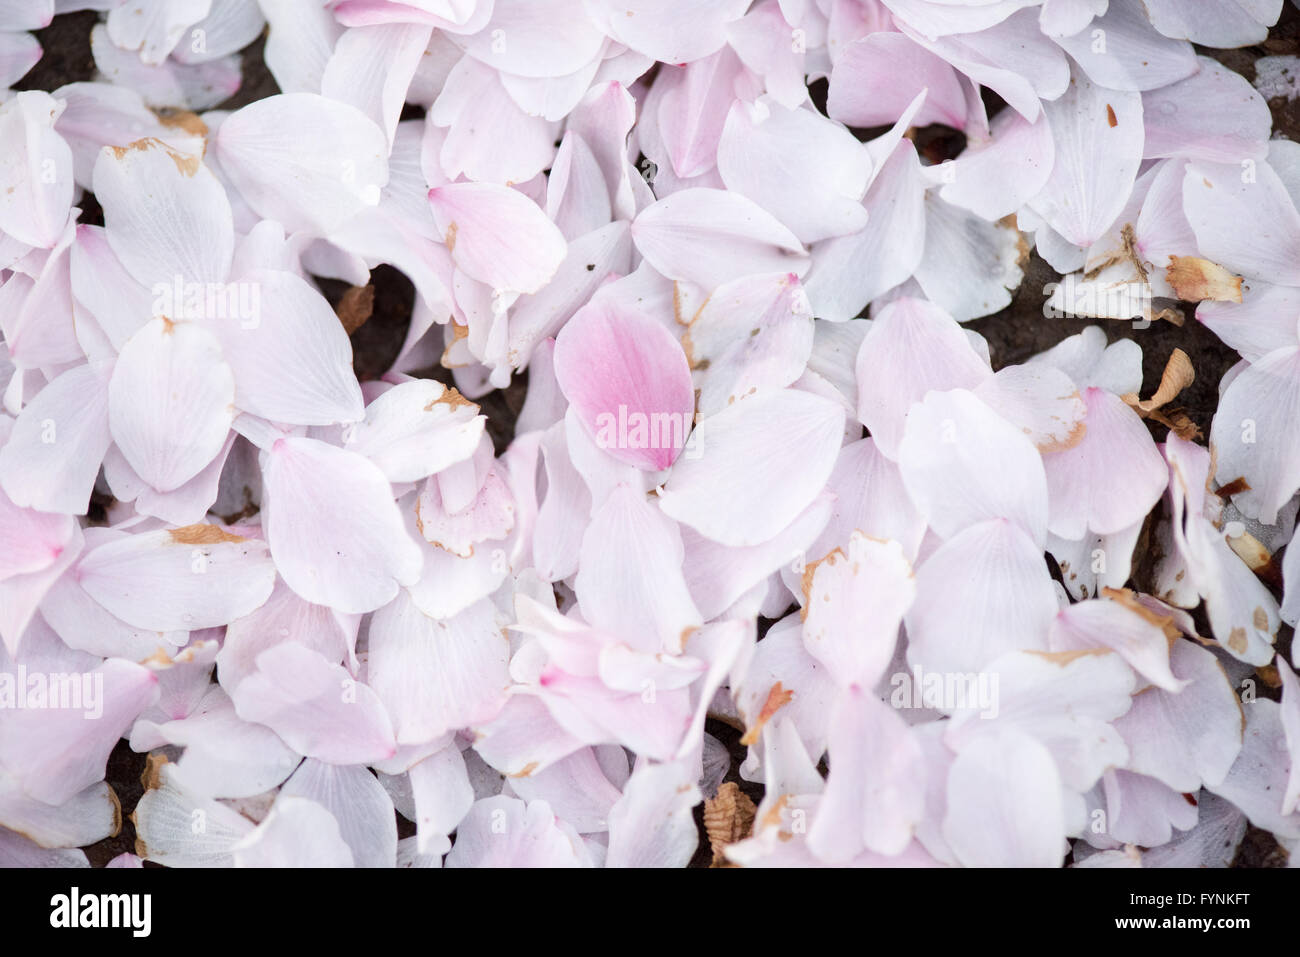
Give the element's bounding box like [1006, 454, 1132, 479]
[1113, 639, 1243, 792]
[1042, 387, 1168, 539]
[368, 594, 510, 746]
[279, 758, 398, 867]
[93, 135, 234, 291]
[898, 387, 1049, 546]
[605, 762, 700, 868]
[553, 302, 694, 472]
[108, 318, 236, 493]
[216, 93, 389, 235]
[232, 643, 397, 765]
[854, 297, 992, 460]
[942, 726, 1067, 868]
[659, 388, 844, 548]
[905, 519, 1057, 676]
[262, 437, 422, 613]
[630, 187, 809, 290]
[77, 525, 274, 632]
[232, 796, 354, 867]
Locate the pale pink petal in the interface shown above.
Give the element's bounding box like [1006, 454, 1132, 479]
[1183, 159, 1300, 286]
[973, 363, 1088, 454]
[1050, 597, 1186, 692]
[828, 32, 967, 129]
[0, 30, 40, 88]
[132, 765, 255, 867]
[718, 99, 871, 245]
[506, 747, 622, 834]
[0, 92, 73, 250]
[77, 524, 275, 631]
[321, 23, 432, 147]
[1113, 639, 1243, 792]
[0, 658, 157, 804]
[587, 0, 750, 64]
[444, 795, 591, 867]
[1142, 0, 1280, 47]
[1143, 56, 1271, 163]
[605, 761, 700, 868]
[278, 758, 398, 867]
[232, 642, 397, 765]
[262, 437, 423, 613]
[368, 594, 510, 745]
[898, 388, 1049, 545]
[1207, 346, 1300, 524]
[808, 686, 925, 861]
[802, 139, 927, 321]
[655, 48, 744, 179]
[428, 182, 567, 295]
[1028, 74, 1143, 247]
[108, 318, 236, 493]
[428, 56, 560, 185]
[854, 297, 992, 460]
[1042, 387, 1168, 539]
[1054, 0, 1198, 91]
[209, 269, 364, 426]
[905, 519, 1056, 675]
[659, 388, 844, 547]
[231, 796, 354, 867]
[941, 107, 1055, 221]
[575, 485, 702, 654]
[942, 726, 1067, 868]
[630, 187, 809, 289]
[1205, 699, 1300, 839]
[216, 93, 389, 235]
[408, 743, 474, 850]
[0, 771, 120, 851]
[0, 361, 112, 515]
[133, 685, 300, 799]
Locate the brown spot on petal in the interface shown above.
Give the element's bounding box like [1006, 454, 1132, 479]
[1037, 414, 1087, 453]
[1166, 256, 1243, 303]
[1217, 476, 1252, 497]
[425, 385, 477, 413]
[704, 782, 756, 868]
[1106, 104, 1118, 127]
[1227, 627, 1248, 654]
[1253, 607, 1269, 631]
[444, 221, 458, 252]
[509, 761, 538, 778]
[740, 682, 794, 746]
[168, 523, 246, 545]
[1025, 647, 1110, 666]
[336, 284, 374, 335]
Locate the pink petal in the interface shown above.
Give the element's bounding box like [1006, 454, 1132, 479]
[553, 302, 694, 471]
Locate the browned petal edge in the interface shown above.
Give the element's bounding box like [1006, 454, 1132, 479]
[109, 136, 201, 176]
[739, 682, 794, 747]
[140, 753, 170, 793]
[1166, 255, 1244, 304]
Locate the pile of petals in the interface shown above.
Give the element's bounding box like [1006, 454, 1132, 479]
[3, 0, 1300, 869]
